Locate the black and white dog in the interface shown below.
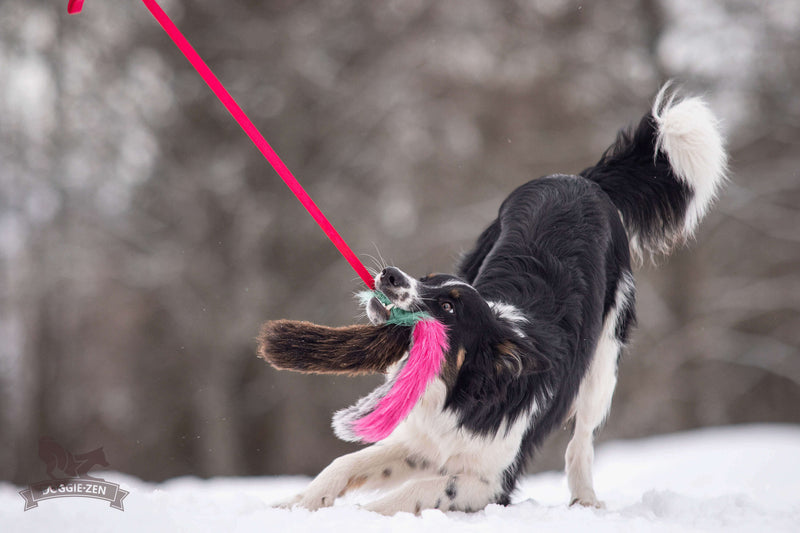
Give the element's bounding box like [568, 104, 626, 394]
[278, 86, 727, 514]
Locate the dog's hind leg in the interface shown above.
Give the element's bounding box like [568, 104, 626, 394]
[565, 274, 634, 508]
[275, 442, 419, 510]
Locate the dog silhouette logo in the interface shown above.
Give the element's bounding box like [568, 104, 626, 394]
[39, 437, 110, 481]
[19, 437, 128, 511]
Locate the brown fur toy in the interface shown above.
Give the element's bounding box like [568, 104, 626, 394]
[258, 320, 411, 376]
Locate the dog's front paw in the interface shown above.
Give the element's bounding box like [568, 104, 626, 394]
[272, 493, 302, 509]
[273, 491, 338, 511]
[296, 491, 338, 511]
[569, 495, 605, 509]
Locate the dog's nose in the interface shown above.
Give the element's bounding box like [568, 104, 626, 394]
[381, 267, 405, 288]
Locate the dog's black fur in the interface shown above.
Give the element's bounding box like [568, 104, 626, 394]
[274, 87, 727, 514]
[402, 171, 637, 502]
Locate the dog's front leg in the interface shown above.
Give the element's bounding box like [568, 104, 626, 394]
[275, 442, 415, 510]
[363, 473, 498, 516]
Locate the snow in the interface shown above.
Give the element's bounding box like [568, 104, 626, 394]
[2, 425, 799, 532]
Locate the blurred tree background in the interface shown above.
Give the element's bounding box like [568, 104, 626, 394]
[1, 0, 799, 484]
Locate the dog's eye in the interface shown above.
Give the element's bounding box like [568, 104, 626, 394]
[441, 301, 454, 314]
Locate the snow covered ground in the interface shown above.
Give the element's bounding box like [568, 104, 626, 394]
[2, 425, 799, 532]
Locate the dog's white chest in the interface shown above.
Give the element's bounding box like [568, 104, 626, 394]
[386, 378, 529, 480]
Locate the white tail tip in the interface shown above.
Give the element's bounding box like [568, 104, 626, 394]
[653, 84, 728, 236]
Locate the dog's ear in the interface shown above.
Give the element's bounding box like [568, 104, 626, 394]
[258, 320, 411, 375]
[492, 326, 548, 377]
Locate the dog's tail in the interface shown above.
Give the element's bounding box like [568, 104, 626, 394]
[581, 84, 728, 257]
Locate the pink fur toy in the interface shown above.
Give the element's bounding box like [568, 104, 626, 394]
[342, 319, 449, 442]
[259, 311, 449, 444]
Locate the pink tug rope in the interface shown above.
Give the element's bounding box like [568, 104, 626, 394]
[352, 319, 449, 442]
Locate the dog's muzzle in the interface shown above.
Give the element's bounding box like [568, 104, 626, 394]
[368, 267, 419, 323]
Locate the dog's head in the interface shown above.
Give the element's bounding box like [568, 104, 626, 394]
[368, 267, 541, 381]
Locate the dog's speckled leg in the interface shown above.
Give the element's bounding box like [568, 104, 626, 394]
[276, 442, 418, 510]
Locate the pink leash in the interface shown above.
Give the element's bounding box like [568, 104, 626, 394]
[68, 0, 374, 289]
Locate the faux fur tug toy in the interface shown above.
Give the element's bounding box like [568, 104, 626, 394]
[258, 291, 448, 443]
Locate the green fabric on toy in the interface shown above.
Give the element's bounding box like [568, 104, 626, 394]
[357, 290, 431, 327]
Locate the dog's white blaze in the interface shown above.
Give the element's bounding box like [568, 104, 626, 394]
[565, 272, 634, 506]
